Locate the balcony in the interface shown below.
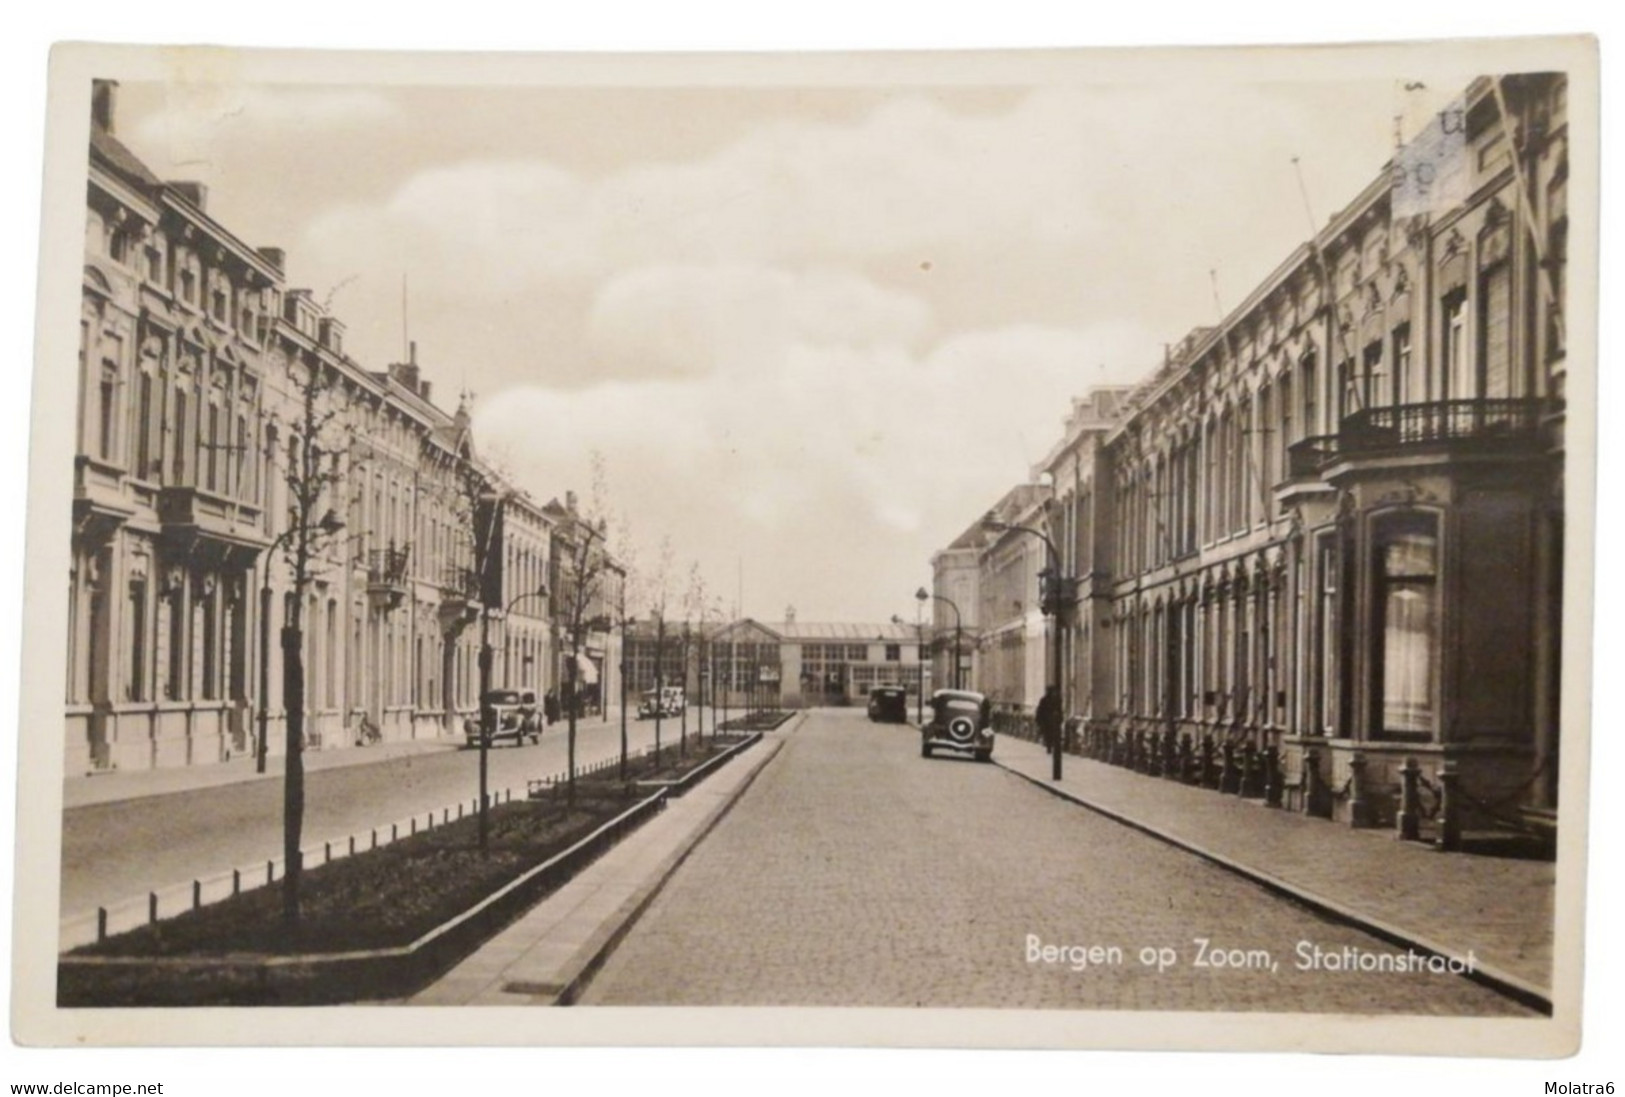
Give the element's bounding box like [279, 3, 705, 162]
[1286, 399, 1552, 481]
[72, 454, 134, 546]
[156, 484, 266, 567]
[436, 563, 483, 634]
[366, 545, 411, 612]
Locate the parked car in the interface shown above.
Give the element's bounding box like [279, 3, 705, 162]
[637, 685, 686, 719]
[464, 688, 543, 747]
[867, 685, 909, 724]
[920, 688, 994, 762]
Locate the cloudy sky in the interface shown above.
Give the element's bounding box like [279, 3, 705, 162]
[116, 67, 1456, 622]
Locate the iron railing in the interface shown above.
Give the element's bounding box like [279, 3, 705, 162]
[366, 546, 411, 587]
[1286, 398, 1549, 477]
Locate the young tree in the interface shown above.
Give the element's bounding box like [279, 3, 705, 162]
[448, 459, 506, 853]
[555, 458, 616, 805]
[277, 359, 351, 930]
[679, 563, 709, 756]
[646, 536, 674, 766]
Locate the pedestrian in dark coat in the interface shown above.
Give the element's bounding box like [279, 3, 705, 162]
[1036, 686, 1061, 752]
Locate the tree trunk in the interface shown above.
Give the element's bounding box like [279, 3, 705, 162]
[281, 620, 305, 932]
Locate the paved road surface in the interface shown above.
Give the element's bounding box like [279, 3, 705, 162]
[582, 709, 1529, 1014]
[60, 712, 712, 925]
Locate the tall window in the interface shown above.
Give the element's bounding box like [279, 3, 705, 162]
[1391, 324, 1413, 406]
[1479, 263, 1513, 398]
[205, 402, 220, 491]
[135, 371, 154, 479]
[99, 364, 118, 461]
[1375, 514, 1439, 739]
[126, 578, 147, 702]
[1314, 534, 1340, 736]
[1362, 340, 1384, 411]
[172, 388, 189, 485]
[1301, 351, 1319, 436]
[1442, 289, 1470, 399]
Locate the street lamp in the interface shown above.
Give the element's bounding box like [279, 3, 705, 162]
[982, 511, 1069, 781]
[916, 586, 964, 691]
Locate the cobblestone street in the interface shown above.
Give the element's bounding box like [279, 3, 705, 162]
[581, 709, 1532, 1014]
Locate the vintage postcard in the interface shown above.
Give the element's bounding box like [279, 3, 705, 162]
[11, 37, 1599, 1054]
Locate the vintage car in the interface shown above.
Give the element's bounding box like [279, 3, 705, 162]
[637, 685, 686, 720]
[866, 685, 909, 723]
[920, 688, 994, 762]
[463, 688, 543, 747]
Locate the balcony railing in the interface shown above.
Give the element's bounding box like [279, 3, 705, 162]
[440, 564, 482, 603]
[366, 545, 412, 612]
[1285, 398, 1550, 479]
[367, 546, 411, 587]
[1341, 398, 1548, 453]
[1287, 435, 1339, 480]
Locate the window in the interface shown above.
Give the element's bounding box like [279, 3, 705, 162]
[178, 267, 197, 306]
[1442, 289, 1470, 399]
[166, 588, 186, 701]
[98, 363, 118, 461]
[205, 403, 220, 492]
[135, 372, 154, 479]
[144, 246, 163, 284]
[1479, 262, 1513, 398]
[126, 579, 147, 702]
[885, 644, 901, 662]
[1301, 351, 1319, 437]
[200, 584, 217, 701]
[1374, 514, 1439, 739]
[1336, 357, 1357, 423]
[1363, 339, 1385, 410]
[1391, 324, 1413, 406]
[1314, 534, 1340, 736]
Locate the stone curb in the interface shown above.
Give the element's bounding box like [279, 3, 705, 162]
[438, 720, 797, 1006]
[992, 756, 1553, 1016]
[551, 734, 788, 1005]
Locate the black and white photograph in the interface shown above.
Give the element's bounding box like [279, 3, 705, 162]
[6, 31, 1602, 1065]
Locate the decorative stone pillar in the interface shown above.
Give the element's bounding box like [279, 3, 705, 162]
[1348, 751, 1376, 827]
[1436, 759, 1462, 852]
[1397, 756, 1422, 841]
[1263, 745, 1283, 808]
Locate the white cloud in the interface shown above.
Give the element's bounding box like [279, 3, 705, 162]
[587, 263, 934, 379]
[472, 317, 1152, 618]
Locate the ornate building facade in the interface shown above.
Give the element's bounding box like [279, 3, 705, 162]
[68, 80, 593, 772]
[937, 73, 1569, 837]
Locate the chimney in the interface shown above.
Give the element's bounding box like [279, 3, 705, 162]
[92, 80, 118, 134]
[565, 490, 578, 513]
[257, 247, 285, 272]
[420, 381, 433, 402]
[169, 181, 209, 212]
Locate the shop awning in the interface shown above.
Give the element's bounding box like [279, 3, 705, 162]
[571, 653, 600, 685]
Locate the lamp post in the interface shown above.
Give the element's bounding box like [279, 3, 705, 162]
[916, 586, 964, 691]
[982, 512, 1068, 781]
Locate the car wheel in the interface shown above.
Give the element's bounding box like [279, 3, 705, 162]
[921, 741, 931, 758]
[976, 750, 992, 763]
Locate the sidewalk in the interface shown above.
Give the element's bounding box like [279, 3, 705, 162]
[992, 735, 1555, 1006]
[63, 705, 628, 810]
[411, 720, 793, 1006]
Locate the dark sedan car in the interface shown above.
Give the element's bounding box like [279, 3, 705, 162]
[867, 685, 909, 723]
[920, 688, 994, 762]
